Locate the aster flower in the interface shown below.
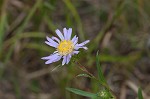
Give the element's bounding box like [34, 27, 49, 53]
[41, 28, 90, 65]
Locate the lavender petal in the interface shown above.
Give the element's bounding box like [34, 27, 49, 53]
[72, 51, 79, 55]
[46, 36, 58, 46]
[66, 54, 71, 64]
[41, 53, 59, 60]
[45, 54, 60, 64]
[55, 29, 64, 40]
[52, 36, 60, 43]
[74, 46, 88, 50]
[67, 28, 72, 40]
[73, 37, 78, 45]
[45, 41, 57, 48]
[71, 35, 77, 42]
[76, 40, 90, 47]
[53, 56, 62, 62]
[63, 28, 68, 40]
[62, 56, 67, 65]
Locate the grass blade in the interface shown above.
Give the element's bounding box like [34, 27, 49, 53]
[15, 0, 42, 34]
[96, 51, 107, 84]
[0, 14, 6, 55]
[66, 87, 96, 98]
[63, 0, 85, 41]
[138, 87, 143, 99]
[0, 0, 7, 55]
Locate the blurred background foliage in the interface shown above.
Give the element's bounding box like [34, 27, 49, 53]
[0, 0, 150, 99]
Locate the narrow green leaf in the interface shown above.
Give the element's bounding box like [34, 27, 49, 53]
[12, 77, 21, 99]
[76, 73, 92, 78]
[0, 12, 6, 55]
[15, 0, 42, 34]
[96, 51, 107, 84]
[63, 0, 85, 41]
[45, 16, 58, 32]
[25, 43, 52, 52]
[66, 87, 96, 98]
[138, 87, 143, 99]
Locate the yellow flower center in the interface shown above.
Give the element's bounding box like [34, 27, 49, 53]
[57, 40, 74, 55]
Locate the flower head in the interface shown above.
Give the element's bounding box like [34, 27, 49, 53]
[97, 90, 113, 99]
[41, 28, 90, 65]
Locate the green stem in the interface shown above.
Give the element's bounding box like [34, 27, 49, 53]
[75, 61, 118, 99]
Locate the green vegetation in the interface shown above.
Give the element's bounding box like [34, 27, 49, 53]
[0, 0, 149, 99]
